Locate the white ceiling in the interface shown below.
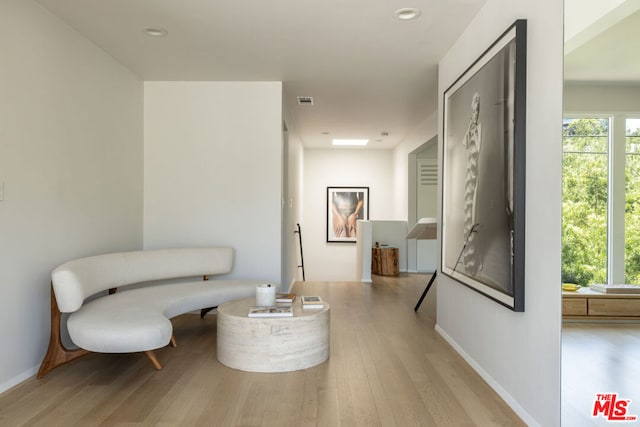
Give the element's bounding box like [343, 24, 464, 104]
[34, 0, 487, 149]
[564, 6, 640, 84]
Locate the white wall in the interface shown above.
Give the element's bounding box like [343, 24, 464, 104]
[396, 114, 438, 273]
[564, 83, 640, 113]
[392, 111, 438, 221]
[415, 145, 439, 272]
[0, 0, 143, 392]
[564, 0, 640, 52]
[286, 86, 439, 284]
[302, 149, 395, 281]
[282, 91, 306, 289]
[282, 122, 305, 290]
[356, 220, 373, 282]
[437, 1, 563, 426]
[144, 82, 282, 284]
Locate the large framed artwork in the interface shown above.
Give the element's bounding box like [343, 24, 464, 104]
[327, 187, 369, 243]
[441, 19, 527, 312]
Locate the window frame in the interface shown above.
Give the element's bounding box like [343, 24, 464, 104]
[562, 113, 640, 285]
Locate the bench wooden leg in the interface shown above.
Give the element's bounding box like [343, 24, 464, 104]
[199, 275, 217, 318]
[37, 284, 90, 379]
[144, 350, 163, 370]
[143, 335, 174, 371]
[200, 306, 217, 318]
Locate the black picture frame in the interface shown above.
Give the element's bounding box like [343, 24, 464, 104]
[326, 187, 369, 243]
[441, 19, 526, 312]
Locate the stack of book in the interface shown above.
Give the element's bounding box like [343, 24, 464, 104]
[590, 283, 640, 294]
[301, 296, 324, 309]
[248, 306, 293, 317]
[275, 293, 296, 305]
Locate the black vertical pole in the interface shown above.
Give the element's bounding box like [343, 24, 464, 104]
[295, 223, 305, 281]
[414, 271, 436, 312]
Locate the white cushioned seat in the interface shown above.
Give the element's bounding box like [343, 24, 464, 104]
[68, 279, 264, 352]
[52, 247, 237, 313]
[39, 247, 274, 377]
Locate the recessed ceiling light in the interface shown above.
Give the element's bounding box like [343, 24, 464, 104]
[394, 8, 421, 21]
[143, 27, 168, 37]
[332, 139, 369, 146]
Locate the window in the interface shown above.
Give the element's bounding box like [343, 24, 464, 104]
[563, 116, 640, 286]
[625, 118, 640, 283]
[562, 118, 609, 285]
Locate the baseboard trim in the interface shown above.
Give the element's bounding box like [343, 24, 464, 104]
[0, 366, 38, 395]
[434, 324, 540, 427]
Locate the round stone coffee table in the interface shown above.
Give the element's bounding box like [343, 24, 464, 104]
[216, 297, 330, 373]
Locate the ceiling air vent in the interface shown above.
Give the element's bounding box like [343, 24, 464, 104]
[297, 96, 314, 106]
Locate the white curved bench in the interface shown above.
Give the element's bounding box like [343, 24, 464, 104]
[38, 247, 269, 378]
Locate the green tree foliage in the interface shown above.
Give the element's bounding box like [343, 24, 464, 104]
[562, 119, 608, 285]
[625, 128, 640, 284]
[562, 118, 640, 286]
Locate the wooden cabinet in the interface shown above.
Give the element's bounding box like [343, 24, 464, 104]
[562, 298, 587, 316]
[563, 288, 640, 320]
[587, 298, 640, 316]
[372, 246, 399, 276]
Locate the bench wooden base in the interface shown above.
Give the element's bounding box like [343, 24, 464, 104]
[37, 285, 90, 379]
[38, 284, 178, 378]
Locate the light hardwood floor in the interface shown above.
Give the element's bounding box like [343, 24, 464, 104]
[562, 322, 640, 426]
[0, 275, 524, 426]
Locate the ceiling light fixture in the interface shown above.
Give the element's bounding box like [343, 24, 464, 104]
[394, 8, 421, 21]
[332, 139, 369, 146]
[143, 27, 168, 37]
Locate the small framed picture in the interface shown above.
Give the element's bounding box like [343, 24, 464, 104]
[326, 187, 369, 243]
